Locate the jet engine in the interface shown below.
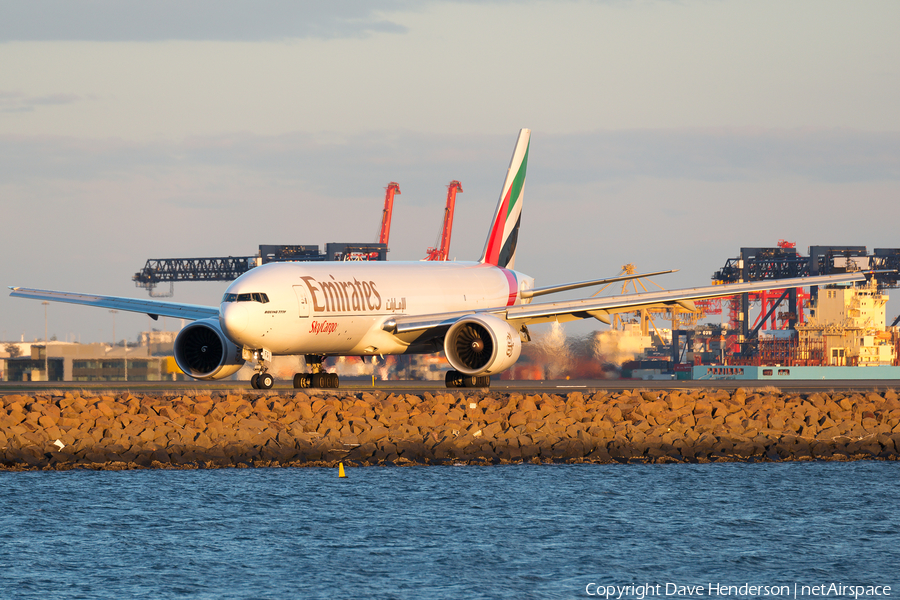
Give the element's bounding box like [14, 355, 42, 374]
[174, 318, 245, 380]
[443, 314, 522, 376]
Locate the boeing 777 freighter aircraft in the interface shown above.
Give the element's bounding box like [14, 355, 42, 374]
[11, 129, 870, 389]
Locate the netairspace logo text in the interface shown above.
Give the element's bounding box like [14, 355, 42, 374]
[584, 582, 892, 600]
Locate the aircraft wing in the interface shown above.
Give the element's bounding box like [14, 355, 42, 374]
[503, 271, 869, 325]
[8, 287, 219, 321]
[384, 271, 870, 334]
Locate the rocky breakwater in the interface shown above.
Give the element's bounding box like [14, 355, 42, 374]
[1, 389, 899, 470]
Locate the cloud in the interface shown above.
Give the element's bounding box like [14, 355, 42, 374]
[0, 90, 82, 113]
[0, 0, 412, 42]
[2, 128, 897, 191]
[538, 129, 900, 184]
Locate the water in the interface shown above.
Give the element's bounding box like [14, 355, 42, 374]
[1, 462, 897, 599]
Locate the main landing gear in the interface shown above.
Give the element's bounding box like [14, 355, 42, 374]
[445, 370, 491, 388]
[292, 355, 340, 389]
[246, 352, 340, 390]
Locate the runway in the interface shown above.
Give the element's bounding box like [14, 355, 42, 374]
[2, 377, 898, 396]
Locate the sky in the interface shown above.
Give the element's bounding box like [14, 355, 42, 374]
[2, 0, 899, 346]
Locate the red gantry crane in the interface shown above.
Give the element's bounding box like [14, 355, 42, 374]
[378, 182, 401, 248]
[424, 180, 462, 261]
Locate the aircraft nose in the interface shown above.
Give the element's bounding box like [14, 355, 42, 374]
[220, 303, 249, 336]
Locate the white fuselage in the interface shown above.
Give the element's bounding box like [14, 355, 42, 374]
[218, 261, 534, 356]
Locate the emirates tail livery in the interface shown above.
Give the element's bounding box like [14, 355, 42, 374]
[11, 129, 870, 389]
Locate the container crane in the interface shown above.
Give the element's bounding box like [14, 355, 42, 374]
[378, 182, 401, 247]
[424, 181, 462, 261]
[134, 185, 396, 295]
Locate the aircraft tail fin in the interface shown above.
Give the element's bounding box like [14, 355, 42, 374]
[480, 128, 530, 269]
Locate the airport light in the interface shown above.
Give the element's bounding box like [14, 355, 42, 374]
[42, 301, 49, 381]
[109, 309, 119, 381]
[109, 310, 117, 347]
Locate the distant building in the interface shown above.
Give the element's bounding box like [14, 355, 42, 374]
[139, 330, 177, 356]
[797, 280, 897, 366]
[1, 337, 184, 382]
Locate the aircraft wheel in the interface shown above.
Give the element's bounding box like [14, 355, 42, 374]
[257, 373, 275, 389]
[455, 374, 490, 388]
[250, 373, 260, 389]
[445, 370, 463, 388]
[311, 372, 339, 388]
[293, 373, 311, 388]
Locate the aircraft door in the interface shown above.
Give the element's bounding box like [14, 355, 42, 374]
[293, 285, 311, 318]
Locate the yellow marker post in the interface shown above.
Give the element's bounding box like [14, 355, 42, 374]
[338, 462, 346, 478]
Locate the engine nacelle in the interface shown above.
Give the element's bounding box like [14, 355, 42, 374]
[174, 318, 244, 380]
[444, 314, 522, 376]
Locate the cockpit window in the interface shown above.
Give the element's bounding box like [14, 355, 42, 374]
[222, 292, 269, 304]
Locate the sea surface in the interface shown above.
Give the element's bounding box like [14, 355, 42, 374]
[1, 462, 897, 600]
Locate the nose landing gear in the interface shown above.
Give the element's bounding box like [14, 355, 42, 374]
[250, 372, 275, 390]
[245, 348, 275, 390]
